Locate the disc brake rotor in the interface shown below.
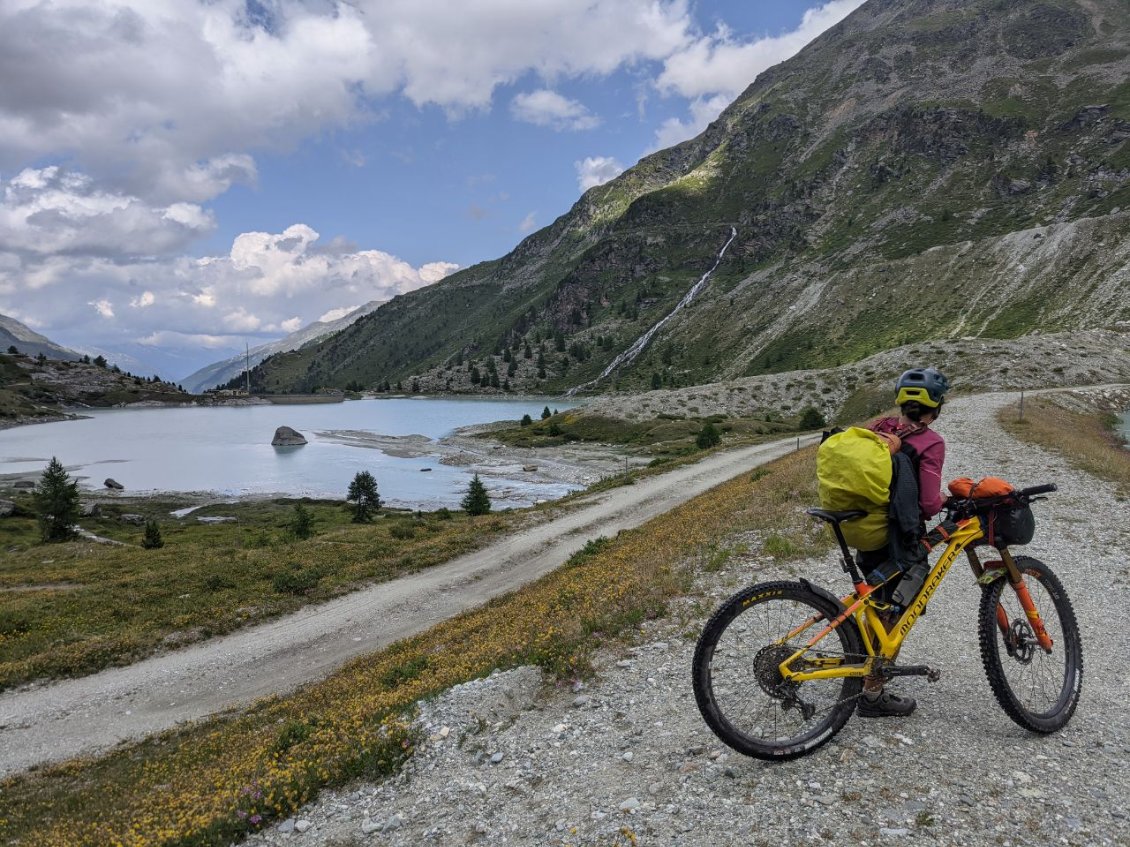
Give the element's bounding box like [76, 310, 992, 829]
[1008, 619, 1036, 664]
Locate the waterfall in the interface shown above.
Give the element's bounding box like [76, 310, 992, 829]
[567, 226, 738, 396]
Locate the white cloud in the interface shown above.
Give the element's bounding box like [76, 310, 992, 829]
[0, 167, 215, 258]
[652, 94, 733, 150]
[418, 262, 459, 284]
[518, 212, 537, 233]
[138, 331, 233, 350]
[0, 223, 459, 365]
[653, 0, 865, 147]
[576, 156, 625, 192]
[511, 90, 600, 131]
[0, 0, 697, 204]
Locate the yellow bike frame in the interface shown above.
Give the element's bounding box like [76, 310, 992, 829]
[777, 517, 989, 683]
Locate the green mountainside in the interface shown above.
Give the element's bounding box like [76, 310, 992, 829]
[251, 0, 1130, 397]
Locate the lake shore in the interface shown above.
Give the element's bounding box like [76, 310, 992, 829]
[0, 418, 642, 508]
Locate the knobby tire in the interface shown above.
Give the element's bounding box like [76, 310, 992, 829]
[978, 556, 1082, 733]
[692, 581, 864, 761]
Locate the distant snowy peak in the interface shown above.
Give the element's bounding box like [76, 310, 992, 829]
[0, 313, 80, 361]
[180, 300, 385, 393]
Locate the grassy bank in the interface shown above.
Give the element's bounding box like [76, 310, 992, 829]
[0, 446, 824, 847]
[997, 398, 1130, 494]
[0, 498, 524, 689]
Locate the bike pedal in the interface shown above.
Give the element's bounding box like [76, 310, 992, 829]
[885, 664, 941, 681]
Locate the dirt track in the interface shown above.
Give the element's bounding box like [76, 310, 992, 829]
[0, 433, 818, 778]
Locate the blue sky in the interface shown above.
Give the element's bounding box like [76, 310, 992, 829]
[0, 0, 864, 379]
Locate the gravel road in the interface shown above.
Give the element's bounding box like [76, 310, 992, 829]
[0, 432, 819, 777]
[239, 390, 1130, 847]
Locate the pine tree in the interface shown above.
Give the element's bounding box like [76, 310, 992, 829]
[142, 520, 165, 549]
[290, 503, 314, 539]
[461, 473, 491, 516]
[541, 406, 552, 420]
[347, 471, 381, 522]
[34, 457, 80, 542]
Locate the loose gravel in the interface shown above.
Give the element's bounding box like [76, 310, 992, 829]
[242, 389, 1130, 847]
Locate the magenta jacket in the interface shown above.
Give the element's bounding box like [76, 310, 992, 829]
[870, 418, 947, 519]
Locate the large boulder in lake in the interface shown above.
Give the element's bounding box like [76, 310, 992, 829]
[272, 426, 308, 447]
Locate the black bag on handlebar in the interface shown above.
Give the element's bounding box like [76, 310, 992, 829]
[989, 503, 1035, 547]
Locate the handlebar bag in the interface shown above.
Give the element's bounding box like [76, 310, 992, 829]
[990, 504, 1035, 547]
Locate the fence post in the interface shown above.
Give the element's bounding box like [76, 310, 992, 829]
[1019, 390, 1025, 422]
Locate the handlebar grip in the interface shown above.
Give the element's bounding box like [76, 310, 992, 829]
[1018, 483, 1057, 497]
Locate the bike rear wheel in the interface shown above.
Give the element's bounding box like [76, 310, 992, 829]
[692, 581, 864, 761]
[978, 556, 1082, 733]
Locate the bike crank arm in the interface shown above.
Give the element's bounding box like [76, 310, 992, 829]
[881, 664, 942, 682]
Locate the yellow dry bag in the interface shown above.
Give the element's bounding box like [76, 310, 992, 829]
[816, 427, 891, 552]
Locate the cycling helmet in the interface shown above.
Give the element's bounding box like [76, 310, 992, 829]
[894, 367, 949, 408]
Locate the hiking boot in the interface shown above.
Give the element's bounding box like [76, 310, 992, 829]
[857, 689, 917, 718]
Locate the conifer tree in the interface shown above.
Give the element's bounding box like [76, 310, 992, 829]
[142, 519, 165, 549]
[461, 473, 491, 516]
[347, 471, 381, 522]
[290, 503, 314, 539]
[34, 457, 80, 542]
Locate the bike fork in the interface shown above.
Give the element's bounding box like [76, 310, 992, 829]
[1001, 550, 1054, 652]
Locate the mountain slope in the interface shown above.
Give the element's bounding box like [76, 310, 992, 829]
[0, 314, 80, 362]
[252, 0, 1130, 396]
[180, 301, 384, 394]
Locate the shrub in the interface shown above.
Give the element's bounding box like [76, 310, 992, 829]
[34, 457, 80, 543]
[520, 414, 533, 427]
[347, 471, 381, 523]
[289, 504, 314, 539]
[272, 567, 321, 595]
[695, 422, 722, 450]
[798, 406, 826, 430]
[461, 473, 491, 516]
[389, 522, 416, 540]
[435, 507, 453, 521]
[142, 520, 164, 549]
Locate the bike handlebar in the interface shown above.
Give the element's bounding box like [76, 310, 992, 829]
[943, 482, 1056, 514]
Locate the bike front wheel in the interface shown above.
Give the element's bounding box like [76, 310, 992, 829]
[692, 581, 864, 761]
[978, 556, 1083, 733]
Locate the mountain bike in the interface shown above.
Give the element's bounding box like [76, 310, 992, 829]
[691, 483, 1083, 760]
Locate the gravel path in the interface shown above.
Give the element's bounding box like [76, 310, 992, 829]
[241, 389, 1130, 847]
[0, 433, 819, 777]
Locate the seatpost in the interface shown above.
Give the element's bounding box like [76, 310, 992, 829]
[830, 523, 864, 583]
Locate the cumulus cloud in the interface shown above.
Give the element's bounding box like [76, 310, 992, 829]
[652, 0, 865, 147]
[0, 223, 459, 372]
[511, 90, 600, 131]
[518, 212, 537, 233]
[576, 156, 625, 192]
[0, 167, 214, 258]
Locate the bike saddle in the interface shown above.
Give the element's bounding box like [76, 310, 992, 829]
[805, 508, 867, 526]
